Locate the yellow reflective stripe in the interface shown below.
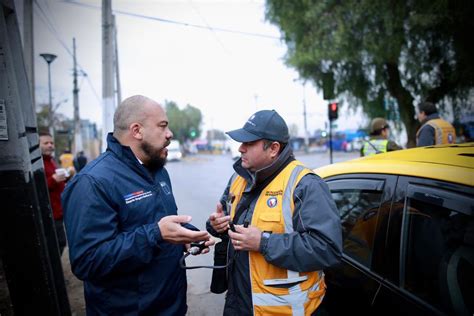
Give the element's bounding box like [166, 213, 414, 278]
[310, 276, 323, 292]
[252, 290, 307, 307]
[287, 270, 300, 280]
[282, 164, 309, 290]
[428, 122, 444, 144]
[282, 165, 306, 234]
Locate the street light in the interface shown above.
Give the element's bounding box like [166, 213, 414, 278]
[293, 78, 309, 153]
[40, 53, 57, 136]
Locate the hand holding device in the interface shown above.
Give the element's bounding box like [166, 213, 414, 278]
[158, 215, 210, 244]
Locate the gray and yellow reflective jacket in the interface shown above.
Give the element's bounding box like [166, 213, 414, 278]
[62, 133, 193, 316]
[360, 136, 401, 157]
[416, 113, 456, 146]
[207, 145, 342, 316]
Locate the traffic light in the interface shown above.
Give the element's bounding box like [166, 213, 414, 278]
[328, 102, 339, 121]
[189, 129, 197, 138]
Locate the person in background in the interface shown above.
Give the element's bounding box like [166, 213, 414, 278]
[207, 109, 342, 316]
[62, 95, 214, 315]
[59, 149, 74, 169]
[39, 132, 68, 255]
[73, 150, 88, 172]
[416, 101, 456, 147]
[361, 117, 402, 156]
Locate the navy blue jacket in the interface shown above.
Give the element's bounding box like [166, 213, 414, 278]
[62, 134, 190, 315]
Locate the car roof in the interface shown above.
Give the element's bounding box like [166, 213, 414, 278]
[315, 143, 474, 187]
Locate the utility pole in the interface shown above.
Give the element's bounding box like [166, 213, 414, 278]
[302, 81, 309, 153]
[22, 0, 35, 105]
[0, 1, 71, 314]
[72, 38, 82, 153]
[113, 15, 121, 106]
[102, 0, 115, 152]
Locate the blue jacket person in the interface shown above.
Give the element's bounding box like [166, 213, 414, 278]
[62, 95, 214, 315]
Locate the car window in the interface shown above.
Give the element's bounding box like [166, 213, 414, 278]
[328, 179, 385, 268]
[401, 186, 473, 315]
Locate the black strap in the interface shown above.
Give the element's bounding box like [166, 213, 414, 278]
[232, 155, 295, 224]
[232, 184, 264, 225]
[366, 140, 382, 154]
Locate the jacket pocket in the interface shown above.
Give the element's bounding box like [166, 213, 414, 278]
[258, 211, 282, 232]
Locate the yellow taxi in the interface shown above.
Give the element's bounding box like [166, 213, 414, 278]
[315, 143, 474, 316]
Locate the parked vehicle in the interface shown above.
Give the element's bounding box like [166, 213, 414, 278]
[167, 140, 182, 161]
[315, 143, 474, 316]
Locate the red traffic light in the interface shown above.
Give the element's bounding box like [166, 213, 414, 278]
[328, 102, 339, 120]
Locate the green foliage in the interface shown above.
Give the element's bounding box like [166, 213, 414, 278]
[266, 0, 474, 146]
[165, 101, 202, 142]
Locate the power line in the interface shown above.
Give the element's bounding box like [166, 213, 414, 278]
[63, 0, 280, 40]
[187, 0, 230, 54]
[34, 0, 101, 105]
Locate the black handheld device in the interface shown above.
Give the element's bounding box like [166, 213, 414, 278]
[188, 241, 209, 255]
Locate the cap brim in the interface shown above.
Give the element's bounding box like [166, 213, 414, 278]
[226, 128, 262, 142]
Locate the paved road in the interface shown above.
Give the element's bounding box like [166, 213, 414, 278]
[166, 150, 359, 315]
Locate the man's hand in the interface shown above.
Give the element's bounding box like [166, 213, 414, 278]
[52, 173, 67, 183]
[186, 238, 216, 255]
[228, 225, 262, 252]
[209, 203, 230, 233]
[158, 215, 210, 244]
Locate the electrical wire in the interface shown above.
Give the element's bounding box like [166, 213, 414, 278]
[63, 0, 280, 40]
[34, 0, 102, 105]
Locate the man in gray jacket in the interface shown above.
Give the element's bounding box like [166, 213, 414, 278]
[208, 110, 342, 316]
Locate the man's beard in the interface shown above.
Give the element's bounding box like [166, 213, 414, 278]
[141, 140, 168, 171]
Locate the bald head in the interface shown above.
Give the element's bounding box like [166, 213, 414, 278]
[113, 95, 160, 138]
[111, 95, 173, 169]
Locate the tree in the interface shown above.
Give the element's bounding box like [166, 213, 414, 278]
[266, 0, 474, 146]
[165, 101, 203, 142]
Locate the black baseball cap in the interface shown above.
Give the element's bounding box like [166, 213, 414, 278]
[226, 110, 289, 143]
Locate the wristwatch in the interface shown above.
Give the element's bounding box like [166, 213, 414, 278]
[260, 231, 272, 253]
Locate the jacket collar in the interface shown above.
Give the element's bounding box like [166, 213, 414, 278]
[106, 133, 157, 182]
[233, 143, 295, 191]
[421, 113, 440, 125]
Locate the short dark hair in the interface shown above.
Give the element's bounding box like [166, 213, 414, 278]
[39, 131, 52, 137]
[263, 139, 286, 154]
[418, 102, 437, 115]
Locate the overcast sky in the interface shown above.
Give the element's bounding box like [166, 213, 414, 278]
[27, 0, 365, 137]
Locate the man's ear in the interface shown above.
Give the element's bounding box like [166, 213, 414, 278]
[270, 142, 281, 158]
[130, 123, 143, 140]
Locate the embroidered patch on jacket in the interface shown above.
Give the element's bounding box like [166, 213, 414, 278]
[123, 190, 153, 204]
[267, 196, 278, 208]
[159, 181, 171, 195]
[265, 190, 283, 196]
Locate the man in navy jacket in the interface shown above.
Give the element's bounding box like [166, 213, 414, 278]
[62, 95, 214, 315]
